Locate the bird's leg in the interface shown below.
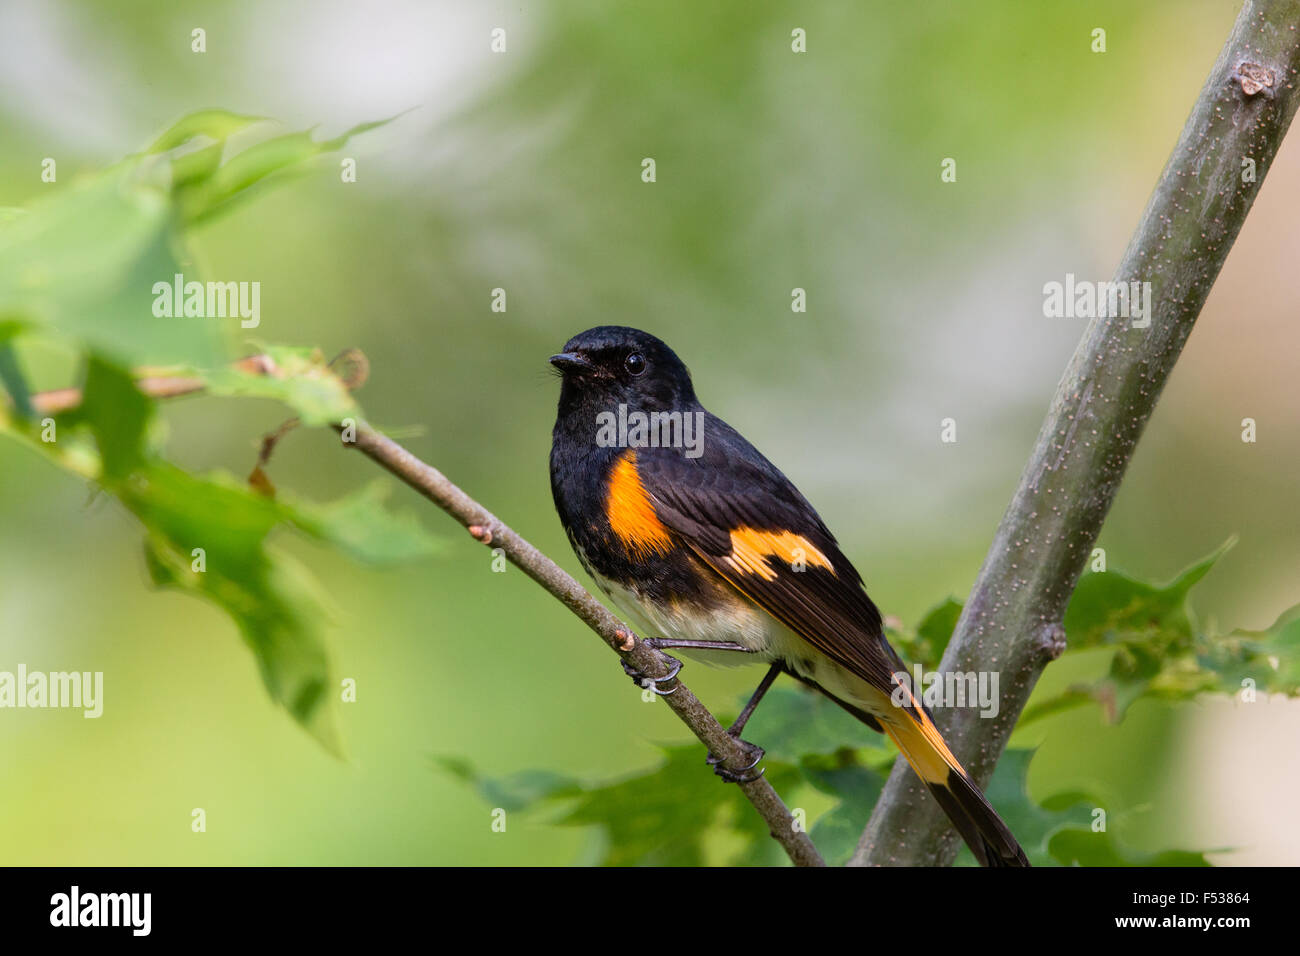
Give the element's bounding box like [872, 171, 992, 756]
[619, 638, 773, 782]
[706, 662, 782, 784]
[619, 638, 754, 693]
[726, 662, 782, 737]
[647, 638, 755, 654]
[781, 665, 885, 733]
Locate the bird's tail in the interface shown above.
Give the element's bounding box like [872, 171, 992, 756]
[879, 701, 1030, 867]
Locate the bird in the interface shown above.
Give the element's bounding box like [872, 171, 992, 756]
[548, 325, 1029, 867]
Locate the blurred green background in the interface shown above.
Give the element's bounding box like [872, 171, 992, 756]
[1, 0, 1297, 864]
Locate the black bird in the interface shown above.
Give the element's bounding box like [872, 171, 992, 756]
[548, 325, 1028, 867]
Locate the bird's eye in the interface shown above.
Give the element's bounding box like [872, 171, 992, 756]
[624, 352, 646, 376]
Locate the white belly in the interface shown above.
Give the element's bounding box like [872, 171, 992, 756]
[590, 573, 774, 664]
[591, 569, 893, 720]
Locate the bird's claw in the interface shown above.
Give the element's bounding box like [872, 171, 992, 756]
[622, 654, 682, 696]
[706, 738, 766, 784]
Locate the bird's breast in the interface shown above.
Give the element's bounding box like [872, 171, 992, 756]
[586, 559, 793, 667]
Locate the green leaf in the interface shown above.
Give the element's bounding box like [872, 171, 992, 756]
[145, 109, 268, 154]
[1021, 540, 1241, 724]
[82, 356, 152, 480]
[0, 162, 226, 369]
[177, 117, 400, 227]
[1047, 828, 1212, 867]
[949, 749, 1211, 867]
[558, 745, 735, 866]
[438, 742, 1215, 867]
[733, 685, 889, 864]
[952, 749, 1090, 866]
[98, 441, 342, 753]
[437, 688, 887, 866]
[439, 745, 806, 866]
[201, 344, 359, 426]
[0, 342, 33, 418]
[551, 745, 807, 867]
[432, 757, 582, 813]
[899, 595, 972, 671]
[286, 480, 440, 565]
[0, 111, 414, 754]
[67, 360, 435, 752]
[801, 756, 884, 864]
[114, 457, 439, 752]
[1063, 539, 1232, 652]
[142, 521, 341, 754]
[169, 141, 226, 190]
[1205, 603, 1300, 698]
[742, 686, 887, 761]
[437, 732, 1213, 866]
[0, 110, 393, 371]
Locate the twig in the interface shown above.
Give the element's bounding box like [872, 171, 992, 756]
[28, 355, 277, 416]
[337, 421, 826, 867]
[853, 0, 1300, 866]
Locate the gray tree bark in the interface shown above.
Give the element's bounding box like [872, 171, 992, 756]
[853, 0, 1300, 866]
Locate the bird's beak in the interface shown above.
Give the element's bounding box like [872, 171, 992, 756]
[549, 352, 593, 373]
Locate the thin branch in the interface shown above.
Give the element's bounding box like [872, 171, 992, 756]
[24, 366, 825, 867]
[853, 0, 1300, 866]
[337, 421, 825, 866]
[28, 355, 277, 416]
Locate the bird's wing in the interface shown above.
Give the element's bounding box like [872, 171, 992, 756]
[633, 422, 900, 696]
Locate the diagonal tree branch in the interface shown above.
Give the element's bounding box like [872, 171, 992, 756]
[336, 421, 825, 866]
[853, 0, 1300, 866]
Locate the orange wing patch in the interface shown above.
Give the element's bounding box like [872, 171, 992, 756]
[723, 528, 833, 581]
[606, 451, 673, 557]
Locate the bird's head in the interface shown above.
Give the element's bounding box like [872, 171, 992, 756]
[550, 326, 698, 413]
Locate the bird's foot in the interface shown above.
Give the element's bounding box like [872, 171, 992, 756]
[621, 653, 682, 696]
[706, 737, 766, 784]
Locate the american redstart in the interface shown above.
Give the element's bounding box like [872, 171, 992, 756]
[549, 326, 1028, 867]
